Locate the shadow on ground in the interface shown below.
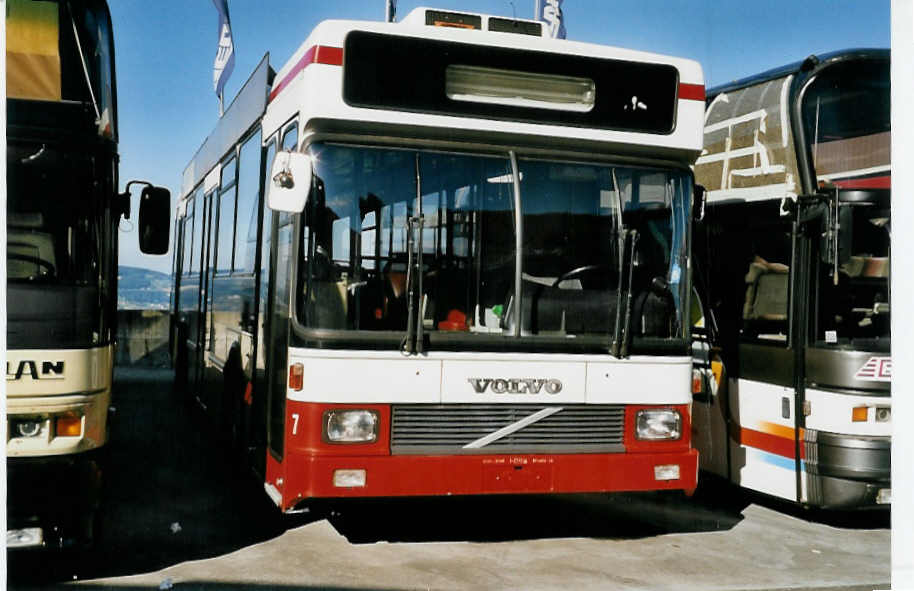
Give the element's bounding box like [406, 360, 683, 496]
[6, 367, 885, 588]
[7, 368, 318, 587]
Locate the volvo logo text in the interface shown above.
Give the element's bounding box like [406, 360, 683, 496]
[467, 378, 562, 394]
[6, 360, 65, 381]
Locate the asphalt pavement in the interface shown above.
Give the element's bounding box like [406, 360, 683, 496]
[5, 367, 891, 591]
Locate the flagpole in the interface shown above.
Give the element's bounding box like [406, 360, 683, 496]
[534, 0, 540, 20]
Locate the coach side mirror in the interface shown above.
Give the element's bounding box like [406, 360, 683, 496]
[267, 150, 312, 213]
[138, 185, 171, 255]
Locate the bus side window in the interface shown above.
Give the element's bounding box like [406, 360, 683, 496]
[237, 130, 263, 274]
[181, 199, 194, 277]
[737, 205, 792, 344]
[281, 122, 298, 151]
[215, 156, 237, 274]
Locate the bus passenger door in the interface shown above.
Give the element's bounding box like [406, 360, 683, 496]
[191, 189, 216, 406]
[727, 209, 801, 503]
[261, 122, 297, 469]
[250, 138, 277, 476]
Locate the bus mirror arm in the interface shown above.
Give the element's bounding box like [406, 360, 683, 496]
[798, 189, 848, 284]
[118, 190, 131, 220]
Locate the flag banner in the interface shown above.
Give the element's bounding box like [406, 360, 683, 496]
[536, 0, 566, 39]
[212, 0, 235, 98]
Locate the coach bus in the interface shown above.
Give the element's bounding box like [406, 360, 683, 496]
[691, 49, 890, 509]
[6, 0, 169, 549]
[171, 7, 707, 513]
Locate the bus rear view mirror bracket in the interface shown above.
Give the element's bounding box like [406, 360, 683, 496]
[267, 151, 312, 213]
[122, 180, 171, 255]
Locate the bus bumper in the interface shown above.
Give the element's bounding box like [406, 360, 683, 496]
[805, 431, 891, 509]
[273, 449, 698, 510]
[6, 450, 104, 550]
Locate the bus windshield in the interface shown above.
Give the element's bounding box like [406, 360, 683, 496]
[6, 0, 116, 138]
[7, 143, 105, 286]
[297, 143, 691, 349]
[802, 61, 891, 351]
[811, 198, 890, 351]
[802, 60, 890, 189]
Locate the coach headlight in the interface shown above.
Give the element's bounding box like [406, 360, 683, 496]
[635, 409, 682, 441]
[324, 410, 379, 443]
[12, 418, 46, 439]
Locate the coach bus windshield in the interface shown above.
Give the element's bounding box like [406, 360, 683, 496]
[802, 61, 891, 351]
[297, 143, 691, 351]
[6, 0, 116, 138]
[802, 60, 889, 191]
[6, 142, 113, 348]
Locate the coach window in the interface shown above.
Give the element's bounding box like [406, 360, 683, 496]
[192, 187, 205, 277]
[182, 197, 195, 276]
[735, 202, 792, 344]
[236, 130, 263, 273]
[216, 156, 237, 274]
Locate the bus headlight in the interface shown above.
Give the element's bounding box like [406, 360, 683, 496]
[635, 409, 682, 440]
[324, 410, 379, 443]
[11, 418, 46, 438]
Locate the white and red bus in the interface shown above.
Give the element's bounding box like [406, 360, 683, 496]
[171, 7, 706, 512]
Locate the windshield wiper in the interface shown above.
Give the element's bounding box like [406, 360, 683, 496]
[402, 214, 425, 355]
[610, 169, 627, 358]
[620, 229, 640, 358]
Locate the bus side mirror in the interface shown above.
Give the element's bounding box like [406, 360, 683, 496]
[267, 151, 312, 213]
[138, 186, 171, 255]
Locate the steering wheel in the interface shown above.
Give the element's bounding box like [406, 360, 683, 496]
[552, 264, 605, 287]
[8, 252, 55, 277]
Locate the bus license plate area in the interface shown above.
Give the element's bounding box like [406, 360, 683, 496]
[483, 458, 554, 492]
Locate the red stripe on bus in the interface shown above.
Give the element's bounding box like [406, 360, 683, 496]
[832, 175, 891, 190]
[678, 83, 705, 102]
[736, 426, 799, 459]
[268, 45, 343, 103]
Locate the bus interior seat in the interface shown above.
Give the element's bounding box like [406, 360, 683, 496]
[504, 279, 617, 335]
[743, 256, 789, 321]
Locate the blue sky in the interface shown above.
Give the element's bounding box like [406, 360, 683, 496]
[112, 0, 890, 273]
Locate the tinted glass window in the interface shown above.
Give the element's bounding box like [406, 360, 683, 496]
[237, 130, 263, 273]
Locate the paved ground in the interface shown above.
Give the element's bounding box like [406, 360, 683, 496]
[6, 367, 890, 591]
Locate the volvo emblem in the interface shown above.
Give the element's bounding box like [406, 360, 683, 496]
[467, 378, 563, 394]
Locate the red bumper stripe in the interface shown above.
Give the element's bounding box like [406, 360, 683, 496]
[269, 45, 343, 103]
[277, 450, 698, 508]
[678, 83, 706, 102]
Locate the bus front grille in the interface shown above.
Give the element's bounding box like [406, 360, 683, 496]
[390, 404, 625, 455]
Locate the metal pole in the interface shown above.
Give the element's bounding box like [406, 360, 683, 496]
[534, 0, 541, 20]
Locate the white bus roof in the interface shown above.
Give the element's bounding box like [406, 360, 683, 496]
[183, 8, 705, 199]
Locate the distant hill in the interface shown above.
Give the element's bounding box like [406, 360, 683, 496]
[118, 266, 171, 310]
